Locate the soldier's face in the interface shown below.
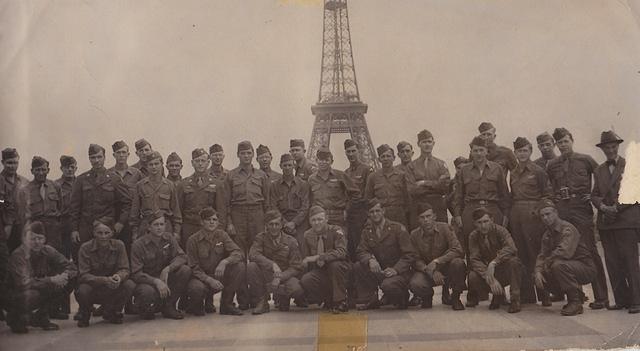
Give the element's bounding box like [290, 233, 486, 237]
[89, 151, 105, 169]
[317, 157, 332, 171]
[113, 147, 129, 164]
[210, 151, 224, 166]
[537, 140, 555, 157]
[514, 146, 532, 163]
[368, 204, 385, 224]
[93, 223, 114, 243]
[310, 213, 327, 232]
[238, 149, 254, 165]
[266, 217, 282, 236]
[149, 217, 166, 236]
[539, 207, 559, 227]
[147, 158, 163, 175]
[418, 209, 436, 230]
[28, 232, 46, 253]
[166, 161, 183, 176]
[398, 145, 414, 163]
[280, 160, 295, 176]
[289, 146, 305, 161]
[1, 157, 19, 175]
[418, 137, 435, 154]
[257, 152, 272, 169]
[31, 164, 49, 183]
[345, 146, 359, 163]
[202, 215, 219, 232]
[136, 145, 152, 160]
[600, 143, 619, 160]
[61, 163, 77, 178]
[192, 154, 210, 173]
[470, 145, 488, 162]
[480, 129, 496, 142]
[556, 135, 573, 154]
[474, 214, 493, 234]
[378, 150, 395, 168]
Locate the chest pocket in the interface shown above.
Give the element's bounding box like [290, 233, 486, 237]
[373, 182, 387, 198]
[213, 241, 225, 255]
[198, 244, 211, 259]
[205, 185, 217, 204]
[158, 192, 171, 209]
[246, 176, 263, 196]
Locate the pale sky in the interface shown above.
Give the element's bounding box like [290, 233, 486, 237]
[1, 0, 640, 176]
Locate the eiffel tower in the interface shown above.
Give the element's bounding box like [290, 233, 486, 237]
[307, 0, 379, 168]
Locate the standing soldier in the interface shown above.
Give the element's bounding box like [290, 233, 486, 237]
[1, 148, 29, 252]
[365, 144, 410, 226]
[185, 207, 245, 316]
[270, 153, 310, 246]
[299, 206, 350, 313]
[477, 122, 518, 176]
[256, 145, 282, 181]
[592, 131, 640, 313]
[107, 140, 143, 253]
[130, 151, 181, 242]
[509, 137, 553, 304]
[5, 222, 77, 333]
[208, 144, 229, 181]
[547, 127, 609, 309]
[166, 152, 184, 184]
[69, 144, 131, 262]
[131, 213, 191, 319]
[344, 139, 373, 261]
[131, 139, 154, 177]
[466, 208, 522, 313]
[177, 148, 226, 249]
[75, 219, 135, 327]
[454, 137, 510, 255]
[248, 210, 304, 314]
[395, 141, 414, 172]
[289, 139, 317, 181]
[354, 200, 416, 310]
[534, 132, 558, 170]
[406, 130, 451, 228]
[55, 155, 77, 260]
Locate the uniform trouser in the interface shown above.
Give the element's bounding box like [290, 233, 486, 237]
[542, 259, 596, 296]
[283, 214, 308, 249]
[346, 204, 368, 262]
[413, 196, 448, 225]
[557, 199, 608, 303]
[0, 239, 8, 313]
[382, 205, 408, 228]
[75, 280, 135, 315]
[36, 217, 63, 254]
[353, 262, 412, 304]
[461, 203, 504, 257]
[180, 222, 201, 250]
[186, 262, 245, 310]
[409, 258, 467, 298]
[300, 261, 350, 304]
[133, 265, 191, 311]
[468, 257, 523, 301]
[230, 204, 265, 306]
[6, 285, 70, 327]
[59, 215, 72, 259]
[510, 200, 546, 302]
[247, 262, 304, 302]
[116, 223, 133, 257]
[600, 229, 640, 307]
[7, 222, 23, 252]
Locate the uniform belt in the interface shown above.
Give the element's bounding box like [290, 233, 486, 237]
[325, 209, 345, 214]
[467, 200, 496, 206]
[232, 203, 263, 209]
[513, 200, 540, 204]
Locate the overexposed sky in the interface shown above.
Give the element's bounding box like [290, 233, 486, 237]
[1, 0, 640, 176]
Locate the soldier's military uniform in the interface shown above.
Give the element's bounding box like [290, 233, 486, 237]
[294, 153, 317, 182]
[185, 227, 245, 315]
[130, 231, 191, 318]
[406, 153, 451, 226]
[177, 173, 226, 249]
[308, 168, 360, 231]
[208, 144, 229, 181]
[486, 142, 518, 175]
[0, 150, 29, 252]
[75, 237, 135, 324]
[107, 163, 143, 253]
[18, 178, 64, 252]
[533, 132, 558, 170]
[365, 166, 411, 226]
[269, 175, 310, 246]
[354, 218, 416, 308]
[344, 142, 373, 262]
[130, 177, 181, 239]
[55, 156, 77, 259]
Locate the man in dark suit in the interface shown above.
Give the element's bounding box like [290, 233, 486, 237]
[591, 131, 640, 313]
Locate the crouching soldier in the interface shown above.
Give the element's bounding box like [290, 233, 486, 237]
[5, 222, 77, 333]
[185, 207, 245, 316]
[75, 218, 135, 327]
[354, 200, 417, 310]
[534, 199, 596, 316]
[466, 208, 522, 313]
[409, 203, 466, 310]
[249, 210, 304, 314]
[131, 212, 191, 320]
[299, 206, 350, 313]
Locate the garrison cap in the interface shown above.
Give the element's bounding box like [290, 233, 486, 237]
[60, 155, 76, 167]
[148, 210, 165, 224]
[536, 198, 556, 213]
[93, 217, 115, 231]
[145, 151, 163, 163]
[264, 210, 282, 223]
[469, 136, 489, 149]
[344, 139, 358, 149]
[513, 137, 531, 150]
[478, 122, 495, 133]
[290, 139, 305, 148]
[209, 144, 224, 154]
[88, 144, 105, 156]
[552, 128, 572, 142]
[31, 156, 49, 168]
[417, 129, 433, 142]
[397, 141, 412, 152]
[28, 221, 46, 236]
[472, 207, 492, 221]
[112, 140, 128, 152]
[256, 144, 271, 157]
[309, 205, 325, 218]
[135, 139, 151, 151]
[1, 148, 18, 160]
[376, 144, 393, 157]
[167, 152, 182, 163]
[280, 153, 293, 164]
[237, 140, 253, 153]
[192, 148, 208, 160]
[453, 156, 469, 168]
[416, 202, 434, 216]
[316, 147, 332, 160]
[366, 198, 382, 211]
[536, 132, 554, 144]
[199, 207, 218, 219]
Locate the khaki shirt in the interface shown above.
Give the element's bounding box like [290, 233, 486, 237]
[208, 166, 228, 182]
[295, 158, 317, 181]
[410, 222, 463, 272]
[468, 224, 517, 279]
[54, 176, 76, 217]
[131, 232, 187, 285]
[308, 169, 360, 212]
[130, 177, 182, 231]
[224, 165, 270, 209]
[547, 152, 598, 198]
[510, 161, 553, 202]
[406, 154, 451, 200]
[78, 238, 130, 284]
[365, 167, 410, 209]
[18, 180, 63, 223]
[186, 228, 242, 283]
[345, 161, 373, 200]
[177, 173, 226, 227]
[269, 176, 310, 226]
[301, 224, 347, 263]
[356, 219, 416, 274]
[454, 161, 510, 217]
[249, 231, 302, 280]
[535, 220, 593, 273]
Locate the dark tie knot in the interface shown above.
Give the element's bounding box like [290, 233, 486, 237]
[606, 159, 616, 166]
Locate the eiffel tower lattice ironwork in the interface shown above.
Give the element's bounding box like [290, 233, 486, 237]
[307, 0, 379, 168]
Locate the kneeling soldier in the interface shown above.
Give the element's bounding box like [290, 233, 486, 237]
[185, 207, 245, 316]
[409, 203, 466, 310]
[249, 210, 304, 314]
[75, 218, 135, 327]
[131, 212, 191, 320]
[6, 222, 77, 333]
[467, 208, 522, 313]
[535, 199, 596, 316]
[354, 200, 417, 310]
[299, 206, 350, 313]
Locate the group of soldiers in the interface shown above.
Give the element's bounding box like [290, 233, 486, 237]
[1, 121, 639, 334]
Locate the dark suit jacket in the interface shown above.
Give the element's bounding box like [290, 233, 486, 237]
[591, 157, 640, 230]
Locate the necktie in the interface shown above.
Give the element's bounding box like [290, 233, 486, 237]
[317, 235, 325, 255]
[196, 177, 203, 187]
[606, 159, 616, 166]
[40, 184, 48, 213]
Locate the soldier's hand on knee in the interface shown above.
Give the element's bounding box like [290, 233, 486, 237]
[270, 278, 281, 292]
[432, 271, 445, 286]
[154, 279, 170, 299]
[425, 261, 437, 275]
[382, 268, 397, 278]
[284, 222, 296, 233]
[369, 259, 382, 273]
[534, 272, 546, 290]
[215, 261, 227, 280]
[454, 216, 462, 228]
[71, 231, 81, 244]
[488, 278, 503, 296]
[160, 267, 170, 284]
[486, 261, 497, 279]
[207, 277, 224, 292]
[114, 222, 124, 234]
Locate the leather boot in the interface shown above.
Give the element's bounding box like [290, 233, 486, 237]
[220, 291, 243, 316]
[451, 290, 465, 311]
[420, 294, 433, 309]
[252, 295, 270, 315]
[489, 295, 504, 310]
[466, 290, 478, 307]
[561, 290, 584, 316]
